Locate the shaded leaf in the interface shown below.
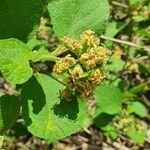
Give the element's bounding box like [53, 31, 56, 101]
[0, 95, 20, 133]
[21, 73, 91, 141]
[0, 0, 43, 42]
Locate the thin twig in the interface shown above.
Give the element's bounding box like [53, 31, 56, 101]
[100, 35, 150, 52]
[112, 1, 128, 8]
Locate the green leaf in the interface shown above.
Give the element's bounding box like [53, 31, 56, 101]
[104, 21, 129, 46]
[94, 85, 122, 115]
[0, 95, 20, 133]
[105, 74, 125, 92]
[107, 56, 125, 73]
[127, 101, 148, 117]
[138, 29, 150, 38]
[105, 21, 128, 37]
[0, 0, 43, 41]
[138, 63, 150, 74]
[129, 83, 148, 94]
[21, 73, 91, 141]
[94, 113, 113, 128]
[48, 0, 109, 40]
[129, 0, 147, 5]
[127, 127, 147, 144]
[102, 124, 119, 140]
[0, 39, 33, 85]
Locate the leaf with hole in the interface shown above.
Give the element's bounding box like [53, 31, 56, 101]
[21, 73, 91, 141]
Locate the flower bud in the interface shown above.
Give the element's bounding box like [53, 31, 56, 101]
[80, 53, 96, 70]
[80, 46, 110, 70]
[89, 69, 107, 85]
[53, 54, 76, 74]
[63, 37, 83, 55]
[81, 30, 100, 47]
[70, 64, 84, 79]
[90, 46, 110, 64]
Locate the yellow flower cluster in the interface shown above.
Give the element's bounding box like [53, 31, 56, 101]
[88, 69, 108, 85]
[53, 54, 76, 74]
[81, 30, 100, 47]
[63, 37, 83, 55]
[53, 30, 110, 98]
[80, 46, 109, 70]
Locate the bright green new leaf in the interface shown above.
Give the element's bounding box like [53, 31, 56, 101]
[94, 85, 122, 115]
[127, 127, 147, 144]
[0, 0, 43, 42]
[0, 95, 20, 133]
[21, 73, 91, 141]
[0, 39, 33, 85]
[127, 101, 148, 117]
[48, 0, 109, 40]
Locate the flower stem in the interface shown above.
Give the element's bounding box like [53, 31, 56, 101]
[51, 45, 69, 56]
[40, 54, 61, 62]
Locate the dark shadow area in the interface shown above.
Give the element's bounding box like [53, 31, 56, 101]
[0, 0, 43, 42]
[0, 95, 20, 134]
[52, 96, 79, 121]
[94, 113, 114, 128]
[21, 76, 46, 126]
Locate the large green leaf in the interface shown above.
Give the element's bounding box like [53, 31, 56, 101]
[21, 73, 91, 141]
[0, 39, 33, 85]
[0, 0, 43, 41]
[0, 95, 20, 133]
[48, 0, 109, 40]
[94, 85, 122, 115]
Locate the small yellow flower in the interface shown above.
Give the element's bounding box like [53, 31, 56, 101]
[70, 64, 84, 79]
[53, 55, 76, 74]
[89, 69, 107, 85]
[80, 46, 110, 70]
[63, 37, 83, 54]
[81, 29, 100, 47]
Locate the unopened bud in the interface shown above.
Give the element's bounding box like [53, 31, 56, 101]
[89, 69, 107, 85]
[53, 55, 76, 74]
[70, 64, 84, 79]
[80, 53, 96, 70]
[80, 46, 110, 70]
[63, 37, 83, 55]
[81, 30, 100, 47]
[90, 46, 110, 64]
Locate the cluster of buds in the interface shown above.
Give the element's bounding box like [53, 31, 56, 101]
[53, 30, 110, 99]
[63, 37, 83, 55]
[80, 46, 110, 70]
[81, 30, 100, 47]
[53, 54, 76, 74]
